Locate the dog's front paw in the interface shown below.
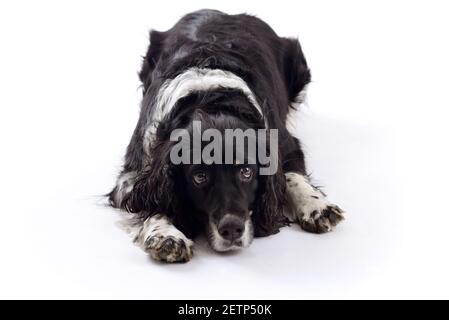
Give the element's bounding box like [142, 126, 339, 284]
[129, 214, 194, 263]
[285, 172, 345, 234]
[144, 234, 193, 263]
[299, 204, 344, 234]
[145, 235, 193, 263]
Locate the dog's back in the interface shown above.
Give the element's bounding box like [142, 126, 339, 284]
[139, 9, 310, 129]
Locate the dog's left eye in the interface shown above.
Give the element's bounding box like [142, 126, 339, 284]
[239, 167, 253, 181]
[192, 172, 208, 185]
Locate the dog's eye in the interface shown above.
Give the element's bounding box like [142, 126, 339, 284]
[239, 167, 253, 181]
[192, 172, 208, 185]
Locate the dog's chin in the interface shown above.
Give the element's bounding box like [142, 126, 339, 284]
[210, 238, 245, 252]
[207, 220, 254, 252]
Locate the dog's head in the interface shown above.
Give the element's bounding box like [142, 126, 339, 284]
[183, 162, 257, 251]
[126, 92, 286, 251]
[179, 110, 259, 251]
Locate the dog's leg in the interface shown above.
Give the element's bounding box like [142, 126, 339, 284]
[122, 214, 194, 263]
[285, 172, 344, 233]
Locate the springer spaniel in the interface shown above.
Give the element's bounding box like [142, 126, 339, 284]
[109, 9, 344, 263]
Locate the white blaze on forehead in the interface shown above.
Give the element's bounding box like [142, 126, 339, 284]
[143, 68, 266, 155]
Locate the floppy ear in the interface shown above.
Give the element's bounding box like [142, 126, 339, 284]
[282, 38, 311, 103]
[120, 140, 197, 238]
[124, 139, 177, 212]
[124, 143, 175, 215]
[252, 159, 288, 237]
[139, 30, 166, 92]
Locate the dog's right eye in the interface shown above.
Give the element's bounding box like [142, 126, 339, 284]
[192, 172, 208, 186]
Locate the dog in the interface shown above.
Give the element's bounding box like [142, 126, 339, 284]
[109, 9, 344, 263]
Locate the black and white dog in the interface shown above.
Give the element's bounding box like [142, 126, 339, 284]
[109, 9, 344, 263]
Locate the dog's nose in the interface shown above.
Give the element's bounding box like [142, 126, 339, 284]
[218, 216, 245, 242]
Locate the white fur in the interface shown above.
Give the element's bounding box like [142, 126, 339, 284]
[208, 216, 253, 252]
[113, 171, 137, 207]
[137, 215, 193, 250]
[286, 84, 309, 137]
[143, 67, 266, 155]
[285, 172, 338, 227]
[118, 213, 193, 262]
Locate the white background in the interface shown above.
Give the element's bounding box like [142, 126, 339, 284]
[1, 0, 448, 299]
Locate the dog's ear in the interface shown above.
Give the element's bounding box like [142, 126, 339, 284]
[124, 141, 177, 215]
[252, 159, 288, 237]
[139, 30, 166, 92]
[120, 140, 196, 238]
[281, 38, 311, 103]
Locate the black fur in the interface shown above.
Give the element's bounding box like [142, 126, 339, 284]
[109, 9, 311, 241]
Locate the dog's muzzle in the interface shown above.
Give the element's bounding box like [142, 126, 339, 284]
[209, 213, 253, 252]
[217, 215, 245, 245]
